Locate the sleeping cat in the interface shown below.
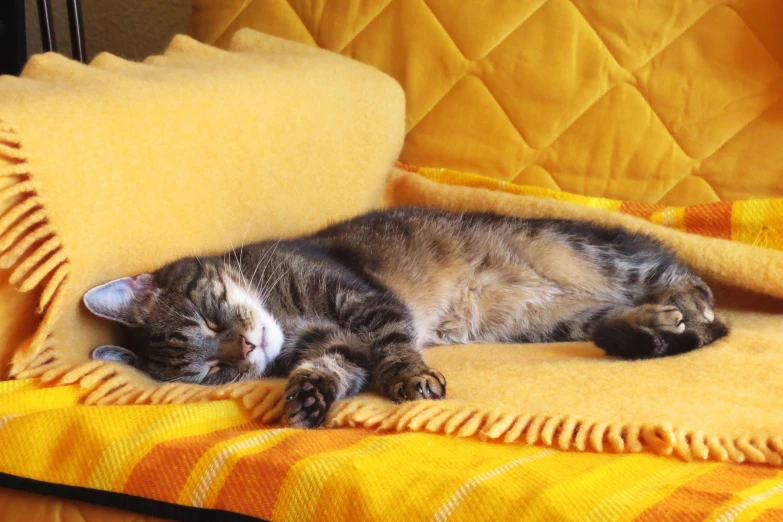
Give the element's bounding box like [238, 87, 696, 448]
[83, 207, 728, 428]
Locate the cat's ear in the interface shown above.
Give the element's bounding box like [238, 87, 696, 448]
[83, 274, 155, 326]
[92, 345, 139, 367]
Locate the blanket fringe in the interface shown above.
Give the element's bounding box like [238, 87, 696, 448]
[0, 117, 70, 376]
[21, 358, 287, 422]
[323, 402, 783, 466]
[14, 355, 783, 466]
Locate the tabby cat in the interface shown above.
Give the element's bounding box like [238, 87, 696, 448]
[84, 207, 728, 428]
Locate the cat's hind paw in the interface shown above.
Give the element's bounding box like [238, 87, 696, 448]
[593, 304, 729, 360]
[631, 304, 685, 334]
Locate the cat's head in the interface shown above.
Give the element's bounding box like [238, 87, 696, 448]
[83, 257, 284, 384]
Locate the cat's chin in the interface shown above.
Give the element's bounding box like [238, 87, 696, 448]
[242, 319, 284, 378]
[218, 267, 287, 378]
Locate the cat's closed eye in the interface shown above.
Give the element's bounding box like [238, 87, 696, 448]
[196, 311, 222, 333]
[206, 360, 222, 375]
[205, 320, 221, 332]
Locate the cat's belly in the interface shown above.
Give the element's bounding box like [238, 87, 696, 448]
[410, 269, 571, 346]
[381, 238, 620, 347]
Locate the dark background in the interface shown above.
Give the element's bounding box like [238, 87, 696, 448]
[0, 0, 27, 75]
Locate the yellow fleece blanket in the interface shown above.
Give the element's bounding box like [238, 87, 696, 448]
[8, 165, 782, 469]
[2, 168, 783, 520]
[399, 164, 783, 251]
[0, 30, 405, 374]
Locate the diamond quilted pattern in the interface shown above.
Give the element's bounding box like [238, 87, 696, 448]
[403, 76, 532, 178]
[211, 0, 315, 48]
[539, 84, 695, 202]
[569, 0, 719, 70]
[191, 0, 783, 205]
[480, 0, 631, 149]
[342, 0, 470, 129]
[733, 0, 783, 65]
[635, 6, 783, 160]
[287, 0, 392, 51]
[422, 0, 549, 60]
[700, 97, 783, 199]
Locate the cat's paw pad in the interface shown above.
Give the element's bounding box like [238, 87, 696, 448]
[284, 371, 335, 429]
[652, 305, 685, 333]
[632, 304, 684, 333]
[391, 368, 446, 402]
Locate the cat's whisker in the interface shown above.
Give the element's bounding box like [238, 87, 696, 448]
[259, 248, 300, 303]
[236, 197, 264, 291]
[257, 248, 292, 298]
[161, 375, 187, 383]
[251, 240, 285, 300]
[227, 236, 251, 294]
[248, 239, 282, 297]
[238, 220, 251, 285]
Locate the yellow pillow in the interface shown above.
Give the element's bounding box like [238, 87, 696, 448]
[0, 30, 405, 377]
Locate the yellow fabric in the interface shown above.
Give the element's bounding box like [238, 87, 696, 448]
[14, 166, 783, 468]
[1, 24, 779, 466]
[190, 0, 783, 206]
[179, 0, 783, 464]
[0, 30, 405, 375]
[2, 379, 783, 521]
[1, 5, 783, 520]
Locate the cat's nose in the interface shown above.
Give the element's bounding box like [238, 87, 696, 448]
[241, 337, 257, 358]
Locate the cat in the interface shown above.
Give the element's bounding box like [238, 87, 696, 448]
[83, 207, 728, 428]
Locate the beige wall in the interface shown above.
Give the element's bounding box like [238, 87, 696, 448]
[25, 0, 192, 62]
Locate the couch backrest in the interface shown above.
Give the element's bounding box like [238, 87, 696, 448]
[190, 0, 783, 205]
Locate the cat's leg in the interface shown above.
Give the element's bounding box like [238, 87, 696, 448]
[592, 277, 729, 359]
[336, 290, 446, 403]
[282, 321, 371, 428]
[365, 316, 447, 403]
[283, 290, 446, 427]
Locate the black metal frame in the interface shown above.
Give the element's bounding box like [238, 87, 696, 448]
[65, 0, 87, 63]
[0, 0, 86, 76]
[37, 0, 56, 53]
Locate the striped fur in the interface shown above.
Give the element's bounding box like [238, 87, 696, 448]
[84, 207, 728, 427]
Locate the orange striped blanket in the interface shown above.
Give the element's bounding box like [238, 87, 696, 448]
[399, 164, 783, 251]
[2, 379, 783, 522]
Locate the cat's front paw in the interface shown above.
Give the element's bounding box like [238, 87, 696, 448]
[284, 370, 336, 429]
[390, 367, 447, 402]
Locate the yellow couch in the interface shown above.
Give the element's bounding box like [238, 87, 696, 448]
[188, 0, 783, 519]
[2, 1, 783, 521]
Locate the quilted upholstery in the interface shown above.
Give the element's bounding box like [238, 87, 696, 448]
[190, 0, 783, 205]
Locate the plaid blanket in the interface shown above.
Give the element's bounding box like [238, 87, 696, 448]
[2, 379, 783, 521]
[399, 164, 783, 251]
